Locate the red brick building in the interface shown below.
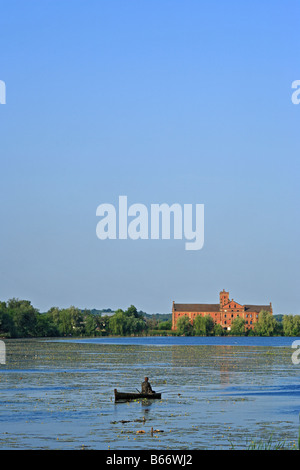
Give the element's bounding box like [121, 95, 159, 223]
[172, 289, 273, 332]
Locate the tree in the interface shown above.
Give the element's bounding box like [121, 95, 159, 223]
[7, 298, 38, 337]
[157, 320, 172, 330]
[35, 313, 58, 337]
[68, 306, 84, 335]
[47, 307, 60, 326]
[108, 306, 147, 336]
[203, 315, 215, 336]
[0, 302, 15, 337]
[176, 315, 193, 336]
[53, 306, 84, 336]
[124, 305, 140, 318]
[125, 316, 145, 335]
[146, 316, 158, 331]
[230, 317, 246, 336]
[58, 308, 72, 335]
[85, 314, 98, 336]
[283, 315, 300, 336]
[292, 315, 300, 336]
[98, 315, 110, 335]
[193, 315, 206, 335]
[109, 310, 127, 335]
[283, 315, 294, 336]
[254, 310, 277, 336]
[214, 323, 225, 336]
[193, 315, 214, 336]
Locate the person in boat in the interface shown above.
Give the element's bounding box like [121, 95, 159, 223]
[141, 377, 155, 394]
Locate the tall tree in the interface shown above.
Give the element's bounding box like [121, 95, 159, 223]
[283, 315, 294, 336]
[84, 314, 98, 336]
[7, 298, 38, 337]
[254, 310, 277, 336]
[176, 315, 193, 336]
[0, 301, 15, 337]
[230, 317, 246, 336]
[109, 310, 127, 335]
[193, 314, 214, 336]
[193, 315, 206, 335]
[283, 315, 300, 336]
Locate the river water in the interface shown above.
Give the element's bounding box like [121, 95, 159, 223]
[0, 336, 299, 449]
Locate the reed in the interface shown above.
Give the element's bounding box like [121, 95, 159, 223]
[229, 433, 297, 450]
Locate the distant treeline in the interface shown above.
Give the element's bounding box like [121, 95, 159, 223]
[175, 311, 300, 337]
[0, 298, 299, 338]
[0, 299, 172, 338]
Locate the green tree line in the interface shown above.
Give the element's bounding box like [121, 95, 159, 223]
[0, 299, 299, 338]
[0, 299, 172, 338]
[175, 310, 300, 337]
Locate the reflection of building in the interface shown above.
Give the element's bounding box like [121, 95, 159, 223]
[172, 289, 273, 331]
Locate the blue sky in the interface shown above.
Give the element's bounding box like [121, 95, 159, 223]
[1, 1, 299, 314]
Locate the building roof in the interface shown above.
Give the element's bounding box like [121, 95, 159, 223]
[173, 303, 272, 313]
[244, 305, 272, 313]
[173, 303, 220, 312]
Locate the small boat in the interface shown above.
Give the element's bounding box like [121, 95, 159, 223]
[114, 388, 162, 402]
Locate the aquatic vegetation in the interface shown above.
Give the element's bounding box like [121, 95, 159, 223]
[0, 338, 299, 449]
[229, 434, 298, 450]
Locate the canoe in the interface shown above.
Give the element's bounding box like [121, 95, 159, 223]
[114, 388, 161, 401]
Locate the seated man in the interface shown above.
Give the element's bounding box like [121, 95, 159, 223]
[141, 377, 154, 394]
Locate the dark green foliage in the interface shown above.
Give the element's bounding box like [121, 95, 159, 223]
[230, 317, 246, 336]
[176, 315, 193, 336]
[108, 306, 146, 336]
[0, 297, 299, 338]
[253, 310, 278, 336]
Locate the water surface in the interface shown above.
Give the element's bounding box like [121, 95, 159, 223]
[0, 336, 299, 449]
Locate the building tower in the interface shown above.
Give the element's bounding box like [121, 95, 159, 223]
[220, 289, 229, 307]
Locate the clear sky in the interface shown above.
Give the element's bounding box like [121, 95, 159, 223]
[1, 1, 299, 314]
